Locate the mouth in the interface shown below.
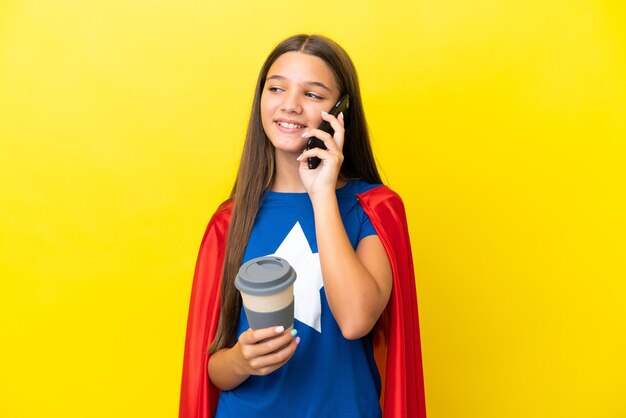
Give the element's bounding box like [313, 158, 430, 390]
[274, 119, 306, 130]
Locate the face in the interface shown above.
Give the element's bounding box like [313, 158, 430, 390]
[260, 51, 341, 155]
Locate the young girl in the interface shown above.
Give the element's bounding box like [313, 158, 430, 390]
[180, 34, 426, 418]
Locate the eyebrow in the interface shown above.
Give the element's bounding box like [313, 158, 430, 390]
[266, 75, 333, 93]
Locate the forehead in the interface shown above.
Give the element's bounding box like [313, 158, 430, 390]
[266, 51, 339, 91]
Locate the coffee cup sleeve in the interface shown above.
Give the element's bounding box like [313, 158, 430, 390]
[243, 299, 294, 330]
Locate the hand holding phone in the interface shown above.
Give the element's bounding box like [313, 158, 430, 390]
[305, 94, 349, 169]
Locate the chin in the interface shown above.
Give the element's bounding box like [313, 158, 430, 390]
[273, 144, 305, 155]
[270, 137, 306, 154]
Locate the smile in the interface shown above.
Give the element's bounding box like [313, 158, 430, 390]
[276, 121, 305, 129]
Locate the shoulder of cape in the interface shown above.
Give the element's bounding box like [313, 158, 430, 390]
[357, 184, 407, 217]
[213, 199, 234, 219]
[205, 200, 234, 230]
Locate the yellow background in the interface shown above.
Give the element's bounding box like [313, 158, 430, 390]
[1, 1, 625, 417]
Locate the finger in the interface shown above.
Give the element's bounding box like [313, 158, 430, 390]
[256, 328, 297, 354]
[321, 110, 345, 131]
[336, 112, 345, 151]
[296, 148, 343, 167]
[302, 129, 339, 153]
[250, 336, 300, 375]
[241, 327, 298, 358]
[257, 337, 299, 372]
[320, 110, 345, 151]
[241, 325, 286, 344]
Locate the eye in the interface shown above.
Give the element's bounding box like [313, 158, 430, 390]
[268, 86, 284, 93]
[306, 92, 323, 100]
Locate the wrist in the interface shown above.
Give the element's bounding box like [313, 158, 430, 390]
[229, 343, 252, 379]
[309, 188, 337, 207]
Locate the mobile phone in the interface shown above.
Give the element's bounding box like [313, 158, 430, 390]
[305, 94, 350, 169]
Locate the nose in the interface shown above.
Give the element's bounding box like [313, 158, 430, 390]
[281, 91, 303, 114]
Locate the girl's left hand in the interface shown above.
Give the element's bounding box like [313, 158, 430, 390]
[297, 111, 345, 198]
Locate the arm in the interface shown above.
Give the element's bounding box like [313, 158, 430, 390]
[298, 111, 392, 340]
[311, 193, 392, 339]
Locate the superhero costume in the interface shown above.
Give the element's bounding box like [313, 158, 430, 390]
[179, 185, 426, 418]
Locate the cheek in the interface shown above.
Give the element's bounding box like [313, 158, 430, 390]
[260, 98, 272, 129]
[307, 110, 323, 128]
[260, 95, 276, 119]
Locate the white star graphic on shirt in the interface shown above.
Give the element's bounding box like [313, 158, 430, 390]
[271, 222, 324, 333]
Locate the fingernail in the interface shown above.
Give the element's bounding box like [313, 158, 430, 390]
[301, 131, 309, 138]
[321, 111, 328, 115]
[295, 336, 301, 344]
[339, 112, 344, 119]
[290, 329, 298, 337]
[274, 326, 284, 333]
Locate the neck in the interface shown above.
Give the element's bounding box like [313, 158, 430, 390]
[271, 150, 306, 192]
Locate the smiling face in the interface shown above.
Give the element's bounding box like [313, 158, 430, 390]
[260, 51, 341, 155]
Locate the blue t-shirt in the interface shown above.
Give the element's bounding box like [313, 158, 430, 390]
[215, 180, 383, 418]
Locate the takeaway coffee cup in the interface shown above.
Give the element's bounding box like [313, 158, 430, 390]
[235, 256, 297, 330]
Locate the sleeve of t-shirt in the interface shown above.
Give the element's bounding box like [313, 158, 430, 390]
[358, 204, 377, 242]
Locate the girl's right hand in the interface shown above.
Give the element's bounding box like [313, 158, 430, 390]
[233, 326, 299, 377]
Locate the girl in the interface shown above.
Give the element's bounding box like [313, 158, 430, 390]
[180, 34, 425, 418]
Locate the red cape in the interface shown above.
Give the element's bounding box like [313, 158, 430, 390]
[179, 185, 426, 418]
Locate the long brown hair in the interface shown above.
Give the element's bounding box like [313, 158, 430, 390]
[209, 34, 382, 353]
